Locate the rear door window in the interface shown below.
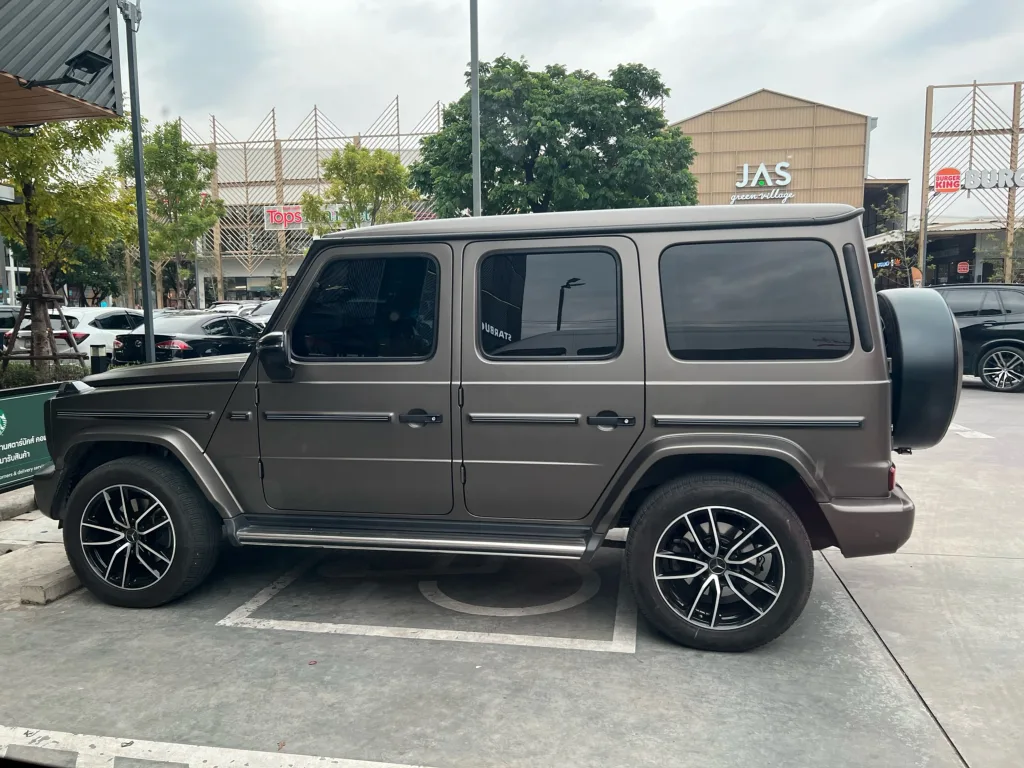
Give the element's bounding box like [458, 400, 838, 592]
[203, 318, 233, 336]
[998, 289, 1024, 315]
[940, 289, 984, 317]
[659, 240, 852, 361]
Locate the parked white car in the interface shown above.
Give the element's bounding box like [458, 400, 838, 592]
[6, 307, 143, 358]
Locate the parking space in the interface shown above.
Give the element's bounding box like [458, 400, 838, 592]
[1, 384, 1020, 768]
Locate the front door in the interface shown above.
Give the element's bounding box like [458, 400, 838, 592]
[459, 237, 645, 521]
[257, 243, 454, 516]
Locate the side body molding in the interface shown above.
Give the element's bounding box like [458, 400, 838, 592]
[53, 425, 245, 521]
[591, 432, 830, 534]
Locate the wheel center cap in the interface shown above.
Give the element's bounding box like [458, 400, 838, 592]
[126, 529, 137, 543]
[709, 557, 726, 575]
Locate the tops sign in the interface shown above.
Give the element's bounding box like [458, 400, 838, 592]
[263, 204, 343, 230]
[731, 161, 795, 204]
[935, 166, 1024, 194]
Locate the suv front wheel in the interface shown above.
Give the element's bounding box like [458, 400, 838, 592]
[63, 456, 222, 608]
[625, 472, 813, 652]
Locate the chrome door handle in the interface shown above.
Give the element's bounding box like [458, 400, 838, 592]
[587, 415, 635, 427]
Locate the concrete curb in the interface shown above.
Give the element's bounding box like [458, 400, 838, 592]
[0, 486, 37, 521]
[20, 564, 80, 605]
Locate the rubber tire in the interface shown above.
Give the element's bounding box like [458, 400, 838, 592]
[625, 472, 814, 653]
[63, 456, 221, 608]
[977, 346, 1024, 393]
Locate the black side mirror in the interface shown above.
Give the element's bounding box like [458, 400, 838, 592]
[257, 331, 294, 381]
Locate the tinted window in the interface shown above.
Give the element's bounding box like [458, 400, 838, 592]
[979, 291, 1003, 317]
[999, 290, 1024, 315]
[660, 240, 852, 361]
[50, 314, 80, 329]
[228, 318, 259, 338]
[478, 250, 620, 358]
[292, 256, 438, 359]
[204, 319, 232, 336]
[251, 301, 279, 317]
[0, 312, 16, 331]
[127, 313, 144, 328]
[94, 312, 134, 330]
[147, 315, 217, 334]
[940, 289, 984, 317]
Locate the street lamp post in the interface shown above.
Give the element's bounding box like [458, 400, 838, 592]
[118, 0, 156, 363]
[556, 277, 584, 331]
[469, 0, 482, 217]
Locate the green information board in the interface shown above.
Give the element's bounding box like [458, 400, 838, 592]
[0, 383, 58, 493]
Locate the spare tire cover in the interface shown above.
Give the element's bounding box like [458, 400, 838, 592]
[877, 288, 962, 450]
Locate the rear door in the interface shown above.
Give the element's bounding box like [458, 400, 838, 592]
[227, 317, 261, 353]
[459, 237, 645, 521]
[940, 288, 990, 372]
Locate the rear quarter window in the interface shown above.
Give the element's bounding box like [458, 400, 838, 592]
[659, 239, 853, 361]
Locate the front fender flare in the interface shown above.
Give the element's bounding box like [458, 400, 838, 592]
[591, 432, 830, 533]
[54, 425, 244, 521]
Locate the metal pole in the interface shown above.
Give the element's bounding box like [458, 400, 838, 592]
[120, 1, 155, 363]
[469, 0, 482, 216]
[1006, 82, 1021, 283]
[918, 85, 934, 285]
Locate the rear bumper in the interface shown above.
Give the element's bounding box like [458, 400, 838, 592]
[819, 484, 915, 558]
[33, 463, 59, 520]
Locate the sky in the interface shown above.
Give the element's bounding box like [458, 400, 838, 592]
[126, 0, 1024, 212]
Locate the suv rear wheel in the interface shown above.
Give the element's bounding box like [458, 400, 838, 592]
[63, 456, 221, 608]
[625, 472, 813, 652]
[978, 346, 1024, 393]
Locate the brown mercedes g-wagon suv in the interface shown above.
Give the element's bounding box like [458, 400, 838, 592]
[34, 204, 961, 652]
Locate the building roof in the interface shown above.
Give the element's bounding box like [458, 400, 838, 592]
[323, 204, 860, 242]
[669, 88, 870, 128]
[865, 178, 911, 186]
[907, 215, 1009, 235]
[0, 0, 123, 126]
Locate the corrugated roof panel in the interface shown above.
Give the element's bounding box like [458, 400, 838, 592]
[0, 0, 122, 117]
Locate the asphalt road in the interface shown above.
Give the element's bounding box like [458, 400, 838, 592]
[0, 379, 1019, 768]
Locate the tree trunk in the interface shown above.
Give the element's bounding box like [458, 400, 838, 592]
[23, 183, 51, 373]
[154, 266, 165, 309]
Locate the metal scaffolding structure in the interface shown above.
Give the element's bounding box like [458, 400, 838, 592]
[919, 81, 1024, 280]
[179, 97, 443, 297]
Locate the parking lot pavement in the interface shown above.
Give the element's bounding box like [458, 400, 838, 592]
[1, 384, 1019, 768]
[1, 541, 962, 768]
[825, 383, 1024, 768]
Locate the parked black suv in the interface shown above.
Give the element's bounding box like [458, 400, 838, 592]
[34, 204, 962, 652]
[933, 284, 1024, 392]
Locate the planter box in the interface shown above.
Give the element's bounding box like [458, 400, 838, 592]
[0, 382, 59, 493]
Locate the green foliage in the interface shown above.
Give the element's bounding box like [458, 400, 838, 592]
[115, 121, 224, 306]
[61, 241, 127, 305]
[410, 57, 698, 217]
[0, 362, 84, 390]
[871, 192, 915, 288]
[0, 118, 129, 367]
[301, 144, 417, 236]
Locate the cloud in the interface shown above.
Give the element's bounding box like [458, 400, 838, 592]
[127, 0, 1024, 211]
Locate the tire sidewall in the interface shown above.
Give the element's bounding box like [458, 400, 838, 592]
[64, 459, 207, 607]
[626, 475, 814, 652]
[978, 346, 1024, 393]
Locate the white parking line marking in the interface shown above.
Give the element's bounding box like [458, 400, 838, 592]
[218, 556, 638, 654]
[0, 724, 436, 768]
[948, 422, 994, 439]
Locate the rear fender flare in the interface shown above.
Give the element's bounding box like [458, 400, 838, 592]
[592, 433, 830, 534]
[56, 425, 244, 521]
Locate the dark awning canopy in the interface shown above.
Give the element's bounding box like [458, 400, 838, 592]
[0, 0, 123, 127]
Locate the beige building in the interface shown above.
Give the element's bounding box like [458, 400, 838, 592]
[671, 89, 879, 209]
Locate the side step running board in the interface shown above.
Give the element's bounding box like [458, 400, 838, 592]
[235, 525, 588, 560]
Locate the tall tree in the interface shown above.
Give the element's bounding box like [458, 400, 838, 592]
[0, 119, 128, 368]
[871, 192, 916, 288]
[301, 144, 418, 237]
[410, 57, 698, 217]
[116, 121, 224, 308]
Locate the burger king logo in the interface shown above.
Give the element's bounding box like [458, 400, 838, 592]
[935, 167, 962, 194]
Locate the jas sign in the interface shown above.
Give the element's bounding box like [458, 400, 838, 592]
[731, 162, 795, 204]
[935, 166, 1024, 193]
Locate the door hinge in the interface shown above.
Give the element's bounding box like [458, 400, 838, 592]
[457, 385, 464, 408]
[460, 463, 466, 484]
[254, 386, 260, 405]
[258, 459, 264, 479]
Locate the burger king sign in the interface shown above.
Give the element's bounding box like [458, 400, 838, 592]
[934, 167, 962, 194]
